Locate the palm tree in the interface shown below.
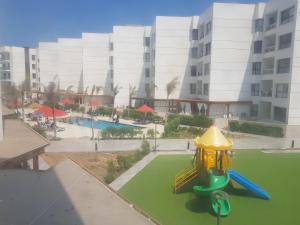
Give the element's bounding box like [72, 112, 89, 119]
[111, 84, 122, 118]
[166, 77, 179, 113]
[129, 84, 136, 108]
[44, 81, 60, 140]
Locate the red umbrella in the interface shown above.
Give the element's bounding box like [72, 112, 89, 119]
[136, 104, 154, 113]
[60, 98, 74, 105]
[35, 105, 66, 117]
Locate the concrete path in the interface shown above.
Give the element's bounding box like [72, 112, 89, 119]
[46, 136, 300, 153]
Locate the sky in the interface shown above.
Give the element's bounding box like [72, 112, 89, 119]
[0, 0, 265, 48]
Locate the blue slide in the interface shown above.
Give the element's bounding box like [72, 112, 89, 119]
[228, 169, 271, 200]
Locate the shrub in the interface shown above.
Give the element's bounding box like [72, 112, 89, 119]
[31, 125, 47, 138]
[101, 127, 142, 139]
[228, 120, 284, 137]
[168, 114, 213, 128]
[164, 117, 180, 137]
[146, 128, 159, 138]
[94, 107, 113, 116]
[104, 160, 117, 183]
[141, 140, 151, 155]
[64, 103, 80, 112]
[122, 109, 164, 123]
[117, 155, 132, 170]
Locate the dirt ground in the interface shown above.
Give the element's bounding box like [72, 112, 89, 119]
[42, 152, 131, 182]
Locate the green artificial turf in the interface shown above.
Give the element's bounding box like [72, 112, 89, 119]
[119, 151, 300, 225]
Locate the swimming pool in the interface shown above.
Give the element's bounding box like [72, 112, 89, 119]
[67, 117, 141, 130]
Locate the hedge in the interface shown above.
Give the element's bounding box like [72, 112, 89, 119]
[101, 127, 143, 139]
[168, 114, 213, 128]
[229, 120, 284, 137]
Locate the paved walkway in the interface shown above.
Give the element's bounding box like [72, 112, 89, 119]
[46, 136, 300, 153]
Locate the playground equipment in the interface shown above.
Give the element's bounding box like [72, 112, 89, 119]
[173, 125, 271, 217]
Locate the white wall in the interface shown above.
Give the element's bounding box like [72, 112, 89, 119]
[113, 26, 151, 107]
[209, 3, 256, 102]
[38, 42, 58, 89]
[154, 16, 192, 100]
[57, 38, 83, 92]
[82, 33, 112, 95]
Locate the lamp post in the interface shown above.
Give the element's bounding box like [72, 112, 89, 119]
[154, 120, 157, 151]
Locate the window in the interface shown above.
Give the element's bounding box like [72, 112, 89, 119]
[199, 43, 204, 58]
[190, 65, 197, 76]
[111, 83, 114, 91]
[275, 83, 288, 98]
[203, 83, 209, 95]
[32, 82, 37, 88]
[0, 52, 9, 60]
[144, 37, 150, 47]
[204, 63, 210, 75]
[199, 24, 204, 39]
[263, 57, 275, 74]
[197, 80, 202, 95]
[109, 56, 114, 65]
[252, 62, 262, 75]
[144, 53, 150, 62]
[250, 104, 259, 117]
[32, 73, 36, 79]
[190, 83, 196, 94]
[206, 21, 212, 35]
[198, 62, 203, 76]
[0, 62, 10, 70]
[32, 64, 36, 69]
[274, 106, 287, 122]
[261, 80, 273, 97]
[192, 29, 199, 40]
[254, 41, 262, 54]
[145, 68, 150, 78]
[205, 43, 211, 56]
[277, 58, 290, 74]
[191, 47, 198, 58]
[264, 34, 276, 53]
[110, 70, 114, 78]
[31, 55, 36, 60]
[265, 12, 277, 31]
[109, 43, 114, 51]
[251, 83, 260, 96]
[279, 33, 292, 50]
[255, 19, 264, 32]
[0, 71, 10, 80]
[281, 6, 295, 25]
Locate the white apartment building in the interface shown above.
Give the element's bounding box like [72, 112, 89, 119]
[2, 0, 299, 135]
[113, 25, 152, 107]
[0, 46, 38, 95]
[38, 33, 113, 100]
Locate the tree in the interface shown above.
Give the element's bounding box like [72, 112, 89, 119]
[129, 84, 136, 108]
[166, 77, 180, 113]
[44, 81, 60, 140]
[166, 77, 179, 99]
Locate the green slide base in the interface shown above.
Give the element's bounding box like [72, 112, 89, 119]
[211, 197, 231, 217]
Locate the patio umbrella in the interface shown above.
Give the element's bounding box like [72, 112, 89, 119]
[35, 105, 66, 118]
[136, 104, 154, 113]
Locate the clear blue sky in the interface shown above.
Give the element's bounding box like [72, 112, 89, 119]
[0, 0, 264, 48]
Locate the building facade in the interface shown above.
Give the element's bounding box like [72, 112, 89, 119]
[0, 46, 38, 95]
[1, 0, 300, 134]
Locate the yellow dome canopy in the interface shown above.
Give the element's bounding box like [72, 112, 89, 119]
[194, 125, 232, 150]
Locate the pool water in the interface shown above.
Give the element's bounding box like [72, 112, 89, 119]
[68, 117, 141, 130]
